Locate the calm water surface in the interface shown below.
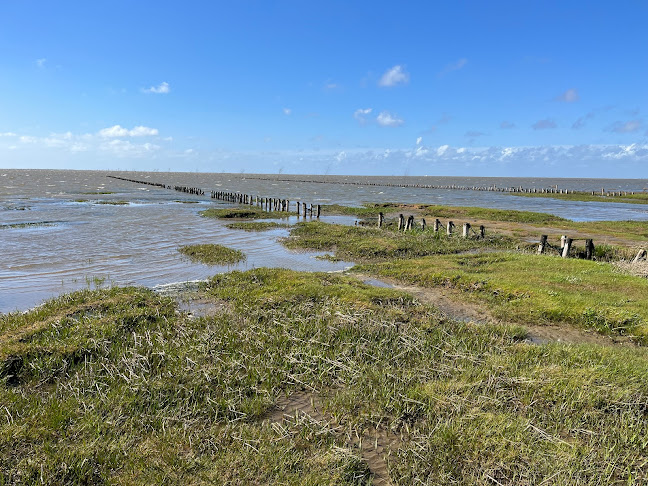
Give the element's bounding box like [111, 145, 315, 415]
[2, 169, 647, 313]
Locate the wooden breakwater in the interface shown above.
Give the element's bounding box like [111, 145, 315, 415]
[239, 176, 641, 197]
[107, 175, 320, 217]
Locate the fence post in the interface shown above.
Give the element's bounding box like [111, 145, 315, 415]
[462, 222, 471, 238]
[433, 219, 440, 232]
[479, 225, 485, 238]
[585, 239, 594, 260]
[562, 238, 573, 258]
[398, 214, 404, 231]
[316, 205, 321, 218]
[538, 235, 548, 254]
[560, 235, 567, 249]
[421, 218, 426, 231]
[447, 221, 454, 236]
[378, 212, 384, 228]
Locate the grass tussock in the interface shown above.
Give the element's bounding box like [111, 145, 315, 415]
[420, 204, 569, 224]
[201, 207, 289, 219]
[2, 271, 648, 483]
[283, 220, 512, 261]
[178, 244, 245, 265]
[357, 251, 648, 342]
[225, 221, 291, 231]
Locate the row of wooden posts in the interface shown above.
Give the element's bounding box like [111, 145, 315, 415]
[210, 190, 322, 217]
[378, 212, 486, 238]
[240, 176, 641, 196]
[537, 235, 596, 259]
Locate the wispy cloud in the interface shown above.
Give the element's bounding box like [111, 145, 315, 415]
[439, 58, 467, 77]
[532, 119, 557, 130]
[376, 111, 404, 127]
[500, 121, 516, 129]
[282, 107, 292, 116]
[465, 130, 486, 138]
[98, 125, 159, 138]
[353, 108, 372, 124]
[608, 120, 642, 133]
[142, 82, 170, 94]
[572, 112, 595, 129]
[35, 58, 46, 68]
[378, 65, 409, 87]
[554, 88, 579, 103]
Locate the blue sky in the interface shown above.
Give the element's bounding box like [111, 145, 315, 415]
[1, 1, 646, 176]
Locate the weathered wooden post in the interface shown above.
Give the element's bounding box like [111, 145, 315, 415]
[433, 219, 440, 232]
[560, 235, 567, 249]
[297, 201, 301, 215]
[421, 218, 426, 231]
[479, 225, 485, 238]
[585, 239, 595, 260]
[316, 205, 321, 218]
[538, 235, 548, 254]
[462, 222, 471, 238]
[562, 238, 573, 258]
[633, 249, 647, 263]
[309, 204, 313, 217]
[406, 215, 414, 231]
[378, 212, 384, 228]
[447, 221, 454, 236]
[398, 214, 404, 231]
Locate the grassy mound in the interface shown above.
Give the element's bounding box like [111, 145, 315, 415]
[225, 221, 291, 231]
[2, 272, 648, 483]
[283, 221, 512, 261]
[200, 207, 288, 219]
[178, 244, 245, 265]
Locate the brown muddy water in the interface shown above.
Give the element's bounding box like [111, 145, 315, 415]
[2, 169, 648, 313]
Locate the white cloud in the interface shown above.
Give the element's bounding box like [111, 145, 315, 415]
[439, 58, 467, 77]
[35, 58, 46, 68]
[608, 120, 642, 133]
[532, 119, 557, 130]
[554, 88, 579, 103]
[283, 108, 292, 115]
[378, 65, 409, 87]
[335, 151, 347, 162]
[142, 82, 170, 94]
[98, 125, 159, 138]
[416, 137, 423, 145]
[376, 111, 404, 127]
[0, 132, 17, 137]
[353, 108, 372, 124]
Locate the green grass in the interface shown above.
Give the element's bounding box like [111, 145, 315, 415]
[200, 206, 289, 219]
[511, 191, 648, 205]
[283, 220, 512, 261]
[0, 221, 57, 230]
[96, 200, 129, 205]
[320, 203, 402, 217]
[225, 221, 291, 231]
[178, 244, 245, 265]
[356, 251, 648, 343]
[3, 272, 648, 483]
[420, 204, 569, 224]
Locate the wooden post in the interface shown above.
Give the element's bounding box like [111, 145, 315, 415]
[316, 204, 321, 218]
[433, 219, 440, 232]
[462, 222, 471, 238]
[633, 249, 647, 263]
[398, 214, 404, 231]
[479, 225, 485, 239]
[447, 221, 454, 236]
[562, 238, 573, 258]
[297, 201, 301, 215]
[538, 235, 548, 254]
[560, 235, 567, 249]
[585, 239, 594, 260]
[406, 215, 414, 231]
[378, 212, 384, 228]
[421, 218, 426, 231]
[309, 204, 313, 217]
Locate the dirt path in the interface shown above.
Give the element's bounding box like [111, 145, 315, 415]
[355, 274, 634, 347]
[267, 390, 399, 485]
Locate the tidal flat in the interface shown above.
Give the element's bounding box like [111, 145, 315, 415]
[2, 198, 648, 484]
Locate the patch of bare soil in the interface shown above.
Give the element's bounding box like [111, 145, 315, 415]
[355, 274, 634, 347]
[267, 390, 400, 485]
